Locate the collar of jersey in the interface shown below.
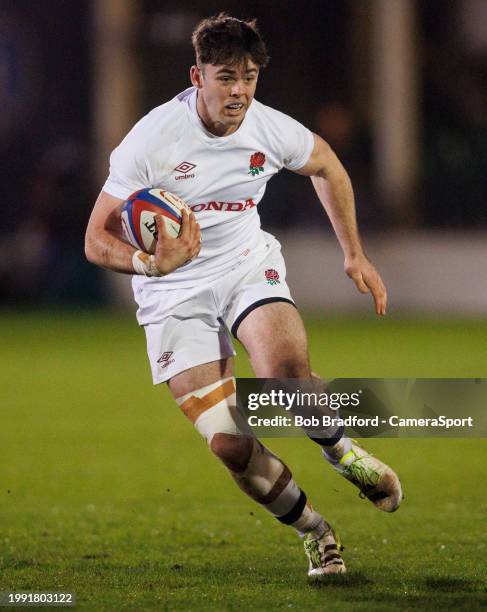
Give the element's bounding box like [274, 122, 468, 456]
[186, 87, 253, 147]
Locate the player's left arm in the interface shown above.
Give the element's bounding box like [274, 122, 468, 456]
[295, 133, 387, 315]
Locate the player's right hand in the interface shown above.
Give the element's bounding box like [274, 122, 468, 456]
[153, 209, 201, 275]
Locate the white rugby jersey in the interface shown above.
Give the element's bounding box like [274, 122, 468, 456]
[103, 87, 314, 289]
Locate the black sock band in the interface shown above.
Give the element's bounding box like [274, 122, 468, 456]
[276, 490, 307, 525]
[308, 425, 345, 447]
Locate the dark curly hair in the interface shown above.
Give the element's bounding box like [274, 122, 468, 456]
[192, 13, 269, 68]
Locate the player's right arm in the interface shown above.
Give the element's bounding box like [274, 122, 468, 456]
[85, 190, 201, 275]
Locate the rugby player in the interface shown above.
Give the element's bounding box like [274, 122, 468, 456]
[85, 13, 403, 578]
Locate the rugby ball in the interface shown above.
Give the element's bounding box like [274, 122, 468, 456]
[121, 188, 190, 254]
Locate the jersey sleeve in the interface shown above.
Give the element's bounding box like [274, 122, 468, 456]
[280, 115, 315, 171]
[102, 124, 150, 200]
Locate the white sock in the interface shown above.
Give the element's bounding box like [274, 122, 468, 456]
[322, 436, 353, 464]
[298, 518, 328, 540]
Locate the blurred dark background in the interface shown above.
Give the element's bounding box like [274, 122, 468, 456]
[1, 0, 486, 306]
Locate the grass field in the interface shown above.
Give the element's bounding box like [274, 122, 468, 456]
[1, 311, 486, 610]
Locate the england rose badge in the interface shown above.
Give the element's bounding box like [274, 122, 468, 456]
[265, 269, 280, 285]
[248, 151, 266, 176]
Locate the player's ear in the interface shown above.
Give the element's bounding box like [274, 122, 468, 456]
[190, 65, 203, 89]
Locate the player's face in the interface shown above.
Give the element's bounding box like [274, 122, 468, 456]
[191, 58, 259, 136]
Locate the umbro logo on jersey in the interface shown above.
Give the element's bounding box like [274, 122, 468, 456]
[174, 161, 196, 180]
[157, 351, 175, 368]
[175, 161, 196, 173]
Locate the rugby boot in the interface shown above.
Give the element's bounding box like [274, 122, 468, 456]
[304, 523, 346, 579]
[331, 439, 403, 512]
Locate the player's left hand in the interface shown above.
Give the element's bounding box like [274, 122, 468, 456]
[344, 253, 387, 315]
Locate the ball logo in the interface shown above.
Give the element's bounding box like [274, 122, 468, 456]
[265, 269, 280, 285]
[143, 218, 158, 238]
[248, 152, 266, 176]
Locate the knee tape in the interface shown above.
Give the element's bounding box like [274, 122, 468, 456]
[176, 377, 252, 443]
[235, 440, 304, 519]
[235, 439, 323, 530]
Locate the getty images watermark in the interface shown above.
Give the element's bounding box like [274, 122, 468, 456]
[236, 379, 487, 438]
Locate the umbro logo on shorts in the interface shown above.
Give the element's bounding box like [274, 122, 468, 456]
[174, 161, 196, 180]
[157, 351, 175, 368]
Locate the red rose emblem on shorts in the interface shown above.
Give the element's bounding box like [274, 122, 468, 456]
[248, 152, 266, 176]
[265, 268, 280, 285]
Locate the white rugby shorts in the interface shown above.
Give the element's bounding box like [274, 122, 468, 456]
[137, 243, 295, 384]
